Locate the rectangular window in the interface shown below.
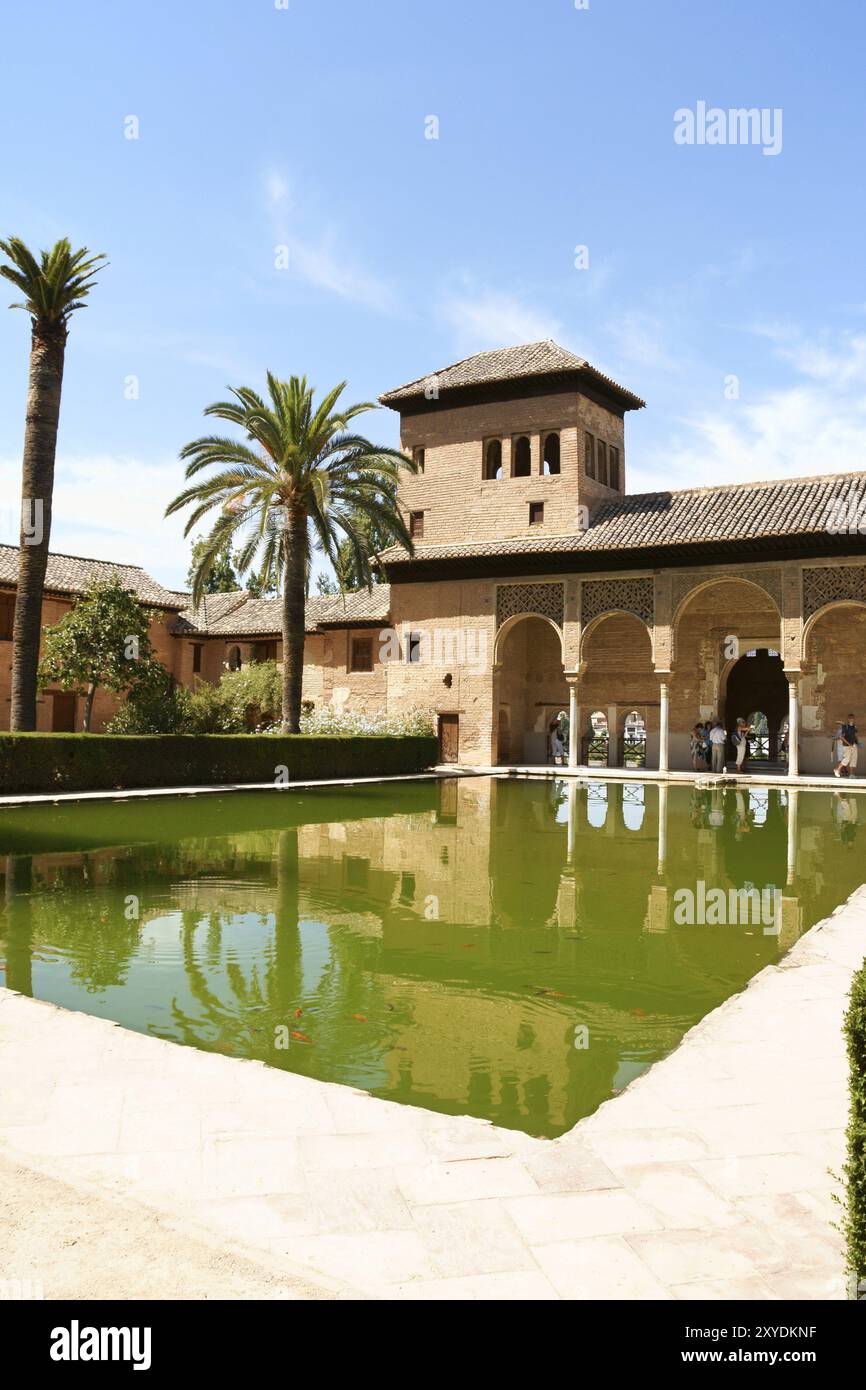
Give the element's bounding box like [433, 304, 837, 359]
[192, 642, 203, 674]
[407, 631, 422, 664]
[609, 446, 620, 490]
[528, 501, 544, 526]
[0, 592, 14, 641]
[350, 635, 373, 672]
[584, 432, 596, 479]
[409, 510, 424, 539]
[597, 440, 608, 486]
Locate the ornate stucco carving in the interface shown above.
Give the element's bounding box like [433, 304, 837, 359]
[803, 564, 866, 619]
[496, 582, 564, 630]
[580, 577, 654, 628]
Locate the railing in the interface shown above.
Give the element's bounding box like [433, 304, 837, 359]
[582, 734, 610, 765]
[620, 736, 647, 768]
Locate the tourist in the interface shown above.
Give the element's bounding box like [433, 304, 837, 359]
[733, 717, 750, 772]
[690, 724, 706, 771]
[701, 721, 712, 767]
[548, 717, 564, 765]
[709, 720, 727, 774]
[835, 713, 860, 778]
[557, 708, 570, 760]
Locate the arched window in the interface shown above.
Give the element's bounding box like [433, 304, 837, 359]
[542, 433, 560, 475]
[484, 439, 503, 480]
[622, 783, 645, 831]
[512, 435, 531, 477]
[413, 447, 425, 473]
[587, 783, 608, 829]
[622, 710, 647, 769]
[585, 710, 609, 766]
[227, 645, 242, 672]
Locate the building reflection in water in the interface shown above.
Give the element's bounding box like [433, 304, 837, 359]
[0, 776, 863, 1138]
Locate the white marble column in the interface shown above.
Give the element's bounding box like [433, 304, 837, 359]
[568, 680, 579, 768]
[786, 787, 799, 886]
[659, 680, 670, 774]
[657, 781, 668, 876]
[787, 677, 800, 777]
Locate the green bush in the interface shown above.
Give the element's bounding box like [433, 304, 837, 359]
[844, 955, 866, 1298]
[0, 732, 438, 795]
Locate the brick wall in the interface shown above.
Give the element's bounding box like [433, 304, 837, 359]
[397, 390, 624, 546]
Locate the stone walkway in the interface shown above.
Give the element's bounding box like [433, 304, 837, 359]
[1, 888, 862, 1300]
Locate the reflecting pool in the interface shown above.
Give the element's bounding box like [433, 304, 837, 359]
[0, 777, 862, 1137]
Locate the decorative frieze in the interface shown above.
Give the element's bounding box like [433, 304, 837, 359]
[581, 577, 653, 628]
[496, 581, 564, 630]
[803, 564, 866, 619]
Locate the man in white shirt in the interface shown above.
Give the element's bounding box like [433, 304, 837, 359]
[709, 720, 727, 774]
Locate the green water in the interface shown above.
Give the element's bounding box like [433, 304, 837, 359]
[0, 777, 862, 1137]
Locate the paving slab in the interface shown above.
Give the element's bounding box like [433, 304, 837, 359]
[1, 882, 863, 1300]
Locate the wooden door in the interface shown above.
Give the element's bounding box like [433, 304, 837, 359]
[51, 691, 77, 732]
[438, 713, 459, 764]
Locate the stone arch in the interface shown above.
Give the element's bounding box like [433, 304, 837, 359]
[799, 600, 866, 774]
[580, 609, 654, 665]
[495, 614, 568, 766]
[578, 612, 656, 768]
[671, 575, 782, 662]
[801, 598, 866, 661]
[494, 610, 564, 664]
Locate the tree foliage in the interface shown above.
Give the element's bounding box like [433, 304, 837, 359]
[38, 577, 163, 731]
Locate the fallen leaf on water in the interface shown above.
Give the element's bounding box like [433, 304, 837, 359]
[291, 1030, 312, 1044]
[461, 944, 476, 949]
[294, 1007, 302, 1018]
[631, 1007, 648, 1017]
[352, 1013, 368, 1022]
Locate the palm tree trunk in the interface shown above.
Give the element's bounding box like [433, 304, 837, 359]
[281, 506, 307, 733]
[10, 322, 66, 731]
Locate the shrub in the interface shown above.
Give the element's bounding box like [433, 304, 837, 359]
[106, 664, 192, 734]
[843, 955, 866, 1298]
[0, 732, 438, 794]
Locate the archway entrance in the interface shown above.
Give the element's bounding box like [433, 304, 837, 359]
[724, 649, 788, 762]
[496, 615, 567, 765]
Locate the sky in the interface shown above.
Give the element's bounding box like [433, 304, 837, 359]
[1, 0, 865, 590]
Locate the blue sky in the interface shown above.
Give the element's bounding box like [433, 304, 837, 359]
[2, 0, 865, 589]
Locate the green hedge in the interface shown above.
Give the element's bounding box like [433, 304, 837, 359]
[0, 733, 438, 795]
[844, 955, 866, 1299]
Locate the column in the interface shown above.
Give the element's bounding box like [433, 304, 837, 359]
[658, 679, 670, 774]
[567, 678, 579, 768]
[786, 787, 799, 885]
[566, 779, 577, 862]
[657, 781, 668, 875]
[787, 676, 800, 777]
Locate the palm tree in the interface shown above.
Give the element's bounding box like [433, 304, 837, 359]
[166, 374, 415, 732]
[0, 237, 107, 730]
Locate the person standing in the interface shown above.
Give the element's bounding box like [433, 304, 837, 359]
[548, 717, 564, 766]
[557, 708, 570, 761]
[733, 717, 750, 772]
[835, 713, 859, 778]
[709, 720, 727, 773]
[690, 724, 706, 771]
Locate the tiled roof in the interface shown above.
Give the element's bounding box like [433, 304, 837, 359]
[172, 590, 249, 633]
[380, 339, 645, 410]
[176, 585, 392, 637]
[0, 544, 186, 608]
[379, 472, 866, 566]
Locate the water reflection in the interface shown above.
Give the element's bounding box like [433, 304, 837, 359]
[0, 778, 863, 1137]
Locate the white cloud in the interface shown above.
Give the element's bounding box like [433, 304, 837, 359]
[264, 169, 396, 313]
[439, 284, 561, 354]
[605, 310, 678, 372]
[632, 328, 866, 493]
[0, 453, 193, 589]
